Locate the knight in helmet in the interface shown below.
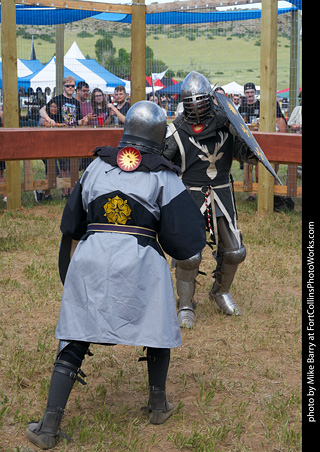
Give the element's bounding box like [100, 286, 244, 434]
[26, 101, 206, 449]
[164, 71, 258, 328]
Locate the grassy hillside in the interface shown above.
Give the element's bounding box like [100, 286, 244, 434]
[5, 15, 301, 90]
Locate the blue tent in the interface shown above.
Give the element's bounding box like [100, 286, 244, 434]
[64, 58, 126, 91]
[157, 82, 182, 95]
[17, 56, 84, 91]
[0, 59, 44, 89]
[19, 59, 44, 74]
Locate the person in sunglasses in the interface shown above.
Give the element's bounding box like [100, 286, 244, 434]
[39, 77, 88, 127]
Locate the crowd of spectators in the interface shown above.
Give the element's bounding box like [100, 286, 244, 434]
[0, 78, 301, 205]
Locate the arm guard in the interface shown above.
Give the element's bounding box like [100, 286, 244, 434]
[233, 135, 258, 165]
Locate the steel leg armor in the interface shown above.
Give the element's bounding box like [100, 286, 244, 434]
[175, 252, 202, 328]
[209, 217, 246, 315]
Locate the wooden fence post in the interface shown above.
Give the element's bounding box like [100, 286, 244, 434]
[131, 0, 146, 105]
[1, 0, 21, 209]
[258, 0, 278, 215]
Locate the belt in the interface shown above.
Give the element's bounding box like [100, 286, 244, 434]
[87, 223, 157, 239]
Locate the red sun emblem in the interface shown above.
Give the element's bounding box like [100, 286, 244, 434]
[117, 147, 142, 171]
[192, 123, 204, 133]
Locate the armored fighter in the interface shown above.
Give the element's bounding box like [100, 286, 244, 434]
[26, 101, 206, 449]
[164, 71, 258, 328]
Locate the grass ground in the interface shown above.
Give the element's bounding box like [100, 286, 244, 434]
[0, 191, 302, 452]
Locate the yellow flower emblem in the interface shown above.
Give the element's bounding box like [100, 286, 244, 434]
[103, 195, 132, 224]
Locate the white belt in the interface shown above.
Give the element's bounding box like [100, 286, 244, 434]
[188, 183, 230, 245]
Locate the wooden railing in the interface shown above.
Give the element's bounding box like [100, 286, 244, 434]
[0, 128, 302, 201]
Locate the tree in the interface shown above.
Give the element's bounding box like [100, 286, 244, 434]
[95, 37, 116, 66]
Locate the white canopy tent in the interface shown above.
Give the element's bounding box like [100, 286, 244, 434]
[18, 56, 84, 92]
[65, 42, 163, 96]
[221, 82, 244, 95]
[64, 42, 126, 92]
[0, 57, 43, 78]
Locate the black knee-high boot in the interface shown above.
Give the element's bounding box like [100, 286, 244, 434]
[141, 348, 173, 425]
[26, 341, 90, 450]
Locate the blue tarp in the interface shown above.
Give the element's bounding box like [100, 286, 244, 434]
[0, 4, 301, 25]
[0, 59, 44, 89]
[157, 81, 182, 95]
[76, 59, 126, 88]
[98, 7, 298, 25]
[19, 59, 44, 73]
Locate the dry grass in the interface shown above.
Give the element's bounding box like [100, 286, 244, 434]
[0, 196, 302, 452]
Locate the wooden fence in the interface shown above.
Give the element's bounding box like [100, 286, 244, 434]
[0, 128, 302, 202]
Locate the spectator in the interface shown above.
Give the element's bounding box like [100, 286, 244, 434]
[39, 102, 62, 127]
[106, 85, 129, 126]
[238, 82, 287, 201]
[75, 82, 95, 125]
[90, 88, 109, 126]
[287, 90, 302, 134]
[39, 76, 88, 199]
[26, 106, 40, 124]
[231, 93, 241, 110]
[147, 93, 167, 116]
[239, 82, 287, 130]
[213, 87, 226, 110]
[75, 82, 97, 171]
[160, 94, 168, 112]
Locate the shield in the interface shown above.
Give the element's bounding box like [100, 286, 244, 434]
[214, 91, 282, 185]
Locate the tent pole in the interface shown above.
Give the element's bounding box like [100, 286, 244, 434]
[56, 24, 64, 96]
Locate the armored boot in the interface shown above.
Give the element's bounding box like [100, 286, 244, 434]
[26, 408, 69, 450]
[209, 246, 246, 316]
[209, 217, 246, 316]
[175, 252, 201, 328]
[26, 341, 89, 449]
[142, 385, 173, 424]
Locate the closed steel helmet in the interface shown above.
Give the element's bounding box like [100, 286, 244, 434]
[119, 100, 167, 155]
[181, 71, 213, 124]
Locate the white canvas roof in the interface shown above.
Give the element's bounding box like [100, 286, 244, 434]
[18, 56, 84, 92]
[221, 82, 244, 95]
[64, 41, 86, 60]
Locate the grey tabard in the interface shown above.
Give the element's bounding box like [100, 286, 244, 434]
[55, 155, 206, 349]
